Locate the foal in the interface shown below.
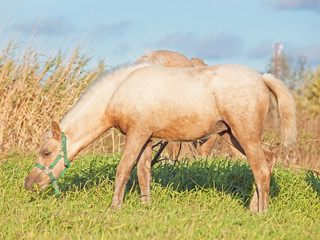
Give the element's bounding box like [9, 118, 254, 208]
[25, 63, 296, 213]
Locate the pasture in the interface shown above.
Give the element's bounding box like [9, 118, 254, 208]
[1, 153, 320, 239]
[1, 43, 320, 239]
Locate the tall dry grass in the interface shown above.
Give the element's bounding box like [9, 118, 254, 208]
[289, 67, 320, 171]
[0, 43, 111, 154]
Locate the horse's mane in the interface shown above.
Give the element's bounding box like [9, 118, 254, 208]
[82, 62, 151, 100]
[61, 63, 152, 125]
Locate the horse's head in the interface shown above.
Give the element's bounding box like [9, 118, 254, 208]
[25, 122, 68, 192]
[190, 58, 207, 67]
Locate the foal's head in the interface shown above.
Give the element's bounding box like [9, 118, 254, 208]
[190, 58, 207, 67]
[25, 122, 66, 192]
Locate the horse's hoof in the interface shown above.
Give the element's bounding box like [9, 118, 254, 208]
[140, 195, 151, 205]
[249, 202, 268, 214]
[111, 204, 122, 211]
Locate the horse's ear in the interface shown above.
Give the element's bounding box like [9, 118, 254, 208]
[52, 121, 62, 141]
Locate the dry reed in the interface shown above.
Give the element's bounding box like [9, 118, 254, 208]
[0, 43, 106, 153]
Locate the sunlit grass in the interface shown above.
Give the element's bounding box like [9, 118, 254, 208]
[1, 153, 320, 239]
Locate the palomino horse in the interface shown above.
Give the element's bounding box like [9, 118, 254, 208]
[137, 50, 241, 160]
[25, 63, 296, 213]
[136, 50, 206, 68]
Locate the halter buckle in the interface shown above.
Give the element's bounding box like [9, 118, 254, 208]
[43, 167, 52, 175]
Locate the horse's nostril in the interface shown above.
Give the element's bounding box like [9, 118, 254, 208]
[24, 177, 35, 191]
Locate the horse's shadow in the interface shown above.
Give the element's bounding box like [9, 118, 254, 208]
[129, 158, 280, 207]
[305, 170, 320, 197]
[55, 156, 280, 208]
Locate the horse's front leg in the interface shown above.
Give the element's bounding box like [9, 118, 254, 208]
[111, 131, 151, 209]
[137, 140, 152, 204]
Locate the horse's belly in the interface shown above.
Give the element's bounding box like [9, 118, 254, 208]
[109, 101, 219, 141]
[151, 111, 220, 141]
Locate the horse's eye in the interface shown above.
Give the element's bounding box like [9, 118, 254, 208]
[43, 152, 51, 158]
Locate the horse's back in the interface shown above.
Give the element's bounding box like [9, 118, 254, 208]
[109, 64, 269, 114]
[107, 65, 220, 139]
[208, 64, 269, 114]
[116, 64, 269, 108]
[107, 64, 270, 140]
[137, 50, 194, 67]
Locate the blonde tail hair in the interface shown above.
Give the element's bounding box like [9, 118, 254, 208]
[262, 74, 297, 147]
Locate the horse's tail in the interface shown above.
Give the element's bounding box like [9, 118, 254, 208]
[262, 74, 297, 147]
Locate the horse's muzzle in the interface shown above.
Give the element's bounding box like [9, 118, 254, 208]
[25, 170, 50, 192]
[24, 176, 35, 191]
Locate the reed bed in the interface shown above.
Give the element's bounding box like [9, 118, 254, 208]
[0, 43, 113, 154]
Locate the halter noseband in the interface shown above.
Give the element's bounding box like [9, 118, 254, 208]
[35, 132, 70, 194]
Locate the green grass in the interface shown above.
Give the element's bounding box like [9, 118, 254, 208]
[1, 153, 320, 239]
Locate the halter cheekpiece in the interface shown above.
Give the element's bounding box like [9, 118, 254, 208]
[35, 132, 70, 194]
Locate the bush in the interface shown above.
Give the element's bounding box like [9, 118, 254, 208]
[298, 67, 320, 114]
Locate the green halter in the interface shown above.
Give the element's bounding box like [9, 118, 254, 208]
[35, 132, 70, 194]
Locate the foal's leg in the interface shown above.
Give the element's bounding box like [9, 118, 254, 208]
[219, 129, 272, 213]
[200, 133, 244, 159]
[166, 142, 182, 160]
[111, 131, 151, 209]
[198, 135, 218, 157]
[244, 142, 271, 213]
[218, 129, 245, 155]
[137, 140, 152, 204]
[239, 142, 272, 212]
[248, 145, 276, 211]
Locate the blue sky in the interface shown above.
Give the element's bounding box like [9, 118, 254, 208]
[1, 0, 320, 72]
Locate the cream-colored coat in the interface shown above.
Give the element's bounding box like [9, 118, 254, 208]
[25, 63, 296, 213]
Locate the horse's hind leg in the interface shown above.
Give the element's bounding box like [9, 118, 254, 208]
[111, 131, 151, 209]
[219, 128, 272, 213]
[249, 145, 276, 211]
[262, 145, 276, 172]
[219, 130, 275, 164]
[137, 140, 152, 204]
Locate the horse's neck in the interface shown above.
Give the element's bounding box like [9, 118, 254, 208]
[59, 69, 129, 159]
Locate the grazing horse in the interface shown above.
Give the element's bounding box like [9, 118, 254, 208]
[137, 50, 241, 160]
[25, 63, 296, 213]
[136, 49, 195, 67]
[136, 50, 207, 69]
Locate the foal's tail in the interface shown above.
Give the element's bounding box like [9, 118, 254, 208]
[262, 74, 297, 147]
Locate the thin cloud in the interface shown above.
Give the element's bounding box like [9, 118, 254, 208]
[267, 0, 320, 10]
[153, 32, 243, 59]
[249, 41, 273, 59]
[92, 21, 132, 38]
[293, 44, 320, 64]
[6, 17, 132, 40]
[8, 17, 75, 36]
[111, 42, 132, 56]
[249, 41, 320, 66]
